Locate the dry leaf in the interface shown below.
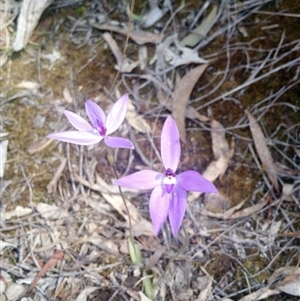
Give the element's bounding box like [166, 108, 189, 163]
[201, 197, 268, 220]
[14, 80, 40, 91]
[4, 206, 32, 220]
[211, 119, 229, 159]
[63, 86, 73, 103]
[47, 158, 67, 194]
[197, 276, 213, 301]
[138, 45, 148, 70]
[76, 286, 99, 301]
[28, 250, 64, 293]
[85, 233, 120, 257]
[143, 5, 167, 28]
[5, 283, 25, 300]
[101, 193, 153, 237]
[0, 240, 17, 253]
[180, 5, 218, 47]
[27, 136, 56, 154]
[172, 64, 208, 143]
[203, 192, 231, 213]
[145, 246, 167, 271]
[246, 110, 279, 191]
[268, 267, 300, 296]
[36, 203, 69, 219]
[91, 21, 164, 45]
[225, 198, 268, 219]
[164, 47, 208, 67]
[238, 287, 280, 301]
[186, 106, 210, 122]
[126, 99, 151, 133]
[102, 32, 139, 72]
[281, 231, 300, 238]
[293, 145, 300, 157]
[188, 122, 234, 202]
[156, 86, 209, 123]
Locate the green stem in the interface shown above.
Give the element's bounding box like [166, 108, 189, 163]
[160, 225, 189, 280]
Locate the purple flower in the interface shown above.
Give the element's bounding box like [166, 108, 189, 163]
[114, 116, 218, 236]
[47, 94, 134, 149]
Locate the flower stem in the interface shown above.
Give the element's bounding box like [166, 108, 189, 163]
[106, 148, 143, 265]
[106, 147, 133, 240]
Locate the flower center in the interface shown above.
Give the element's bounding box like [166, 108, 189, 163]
[94, 119, 107, 136]
[163, 168, 176, 194]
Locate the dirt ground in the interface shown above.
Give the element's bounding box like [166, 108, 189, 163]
[0, 0, 300, 300]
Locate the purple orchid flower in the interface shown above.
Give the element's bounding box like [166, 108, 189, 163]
[47, 94, 134, 149]
[114, 116, 218, 236]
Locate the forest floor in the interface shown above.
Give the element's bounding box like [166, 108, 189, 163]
[0, 0, 300, 300]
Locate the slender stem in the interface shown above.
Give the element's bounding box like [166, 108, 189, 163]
[160, 225, 189, 280]
[106, 147, 133, 241]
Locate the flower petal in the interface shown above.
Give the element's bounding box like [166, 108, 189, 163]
[149, 185, 170, 235]
[47, 131, 102, 145]
[106, 94, 129, 135]
[63, 110, 93, 132]
[161, 116, 181, 171]
[85, 100, 106, 126]
[104, 136, 134, 149]
[168, 186, 187, 236]
[114, 170, 162, 190]
[177, 170, 218, 193]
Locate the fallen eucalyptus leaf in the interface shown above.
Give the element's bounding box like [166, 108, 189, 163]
[28, 250, 64, 293]
[268, 267, 300, 296]
[126, 99, 151, 133]
[238, 287, 280, 301]
[47, 158, 67, 194]
[85, 233, 120, 257]
[165, 47, 208, 67]
[211, 119, 229, 159]
[102, 32, 139, 72]
[4, 206, 32, 220]
[180, 5, 218, 47]
[156, 86, 209, 123]
[27, 137, 54, 154]
[91, 21, 164, 45]
[36, 203, 68, 219]
[172, 64, 208, 143]
[246, 110, 279, 191]
[101, 192, 153, 237]
[14, 80, 40, 91]
[0, 240, 17, 253]
[143, 5, 167, 28]
[5, 283, 25, 300]
[201, 197, 268, 220]
[76, 286, 99, 301]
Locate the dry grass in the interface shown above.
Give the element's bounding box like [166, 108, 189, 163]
[1, 0, 300, 300]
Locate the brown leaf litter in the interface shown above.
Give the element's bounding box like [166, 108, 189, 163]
[246, 110, 279, 191]
[172, 64, 208, 144]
